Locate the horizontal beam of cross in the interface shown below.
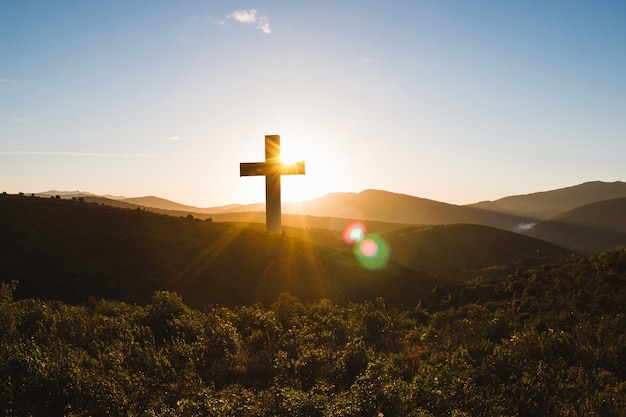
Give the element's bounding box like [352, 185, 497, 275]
[240, 161, 305, 177]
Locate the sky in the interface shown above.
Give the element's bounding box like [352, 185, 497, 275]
[1, 1, 625, 207]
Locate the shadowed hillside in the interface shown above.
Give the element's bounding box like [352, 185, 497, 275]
[468, 181, 626, 219]
[385, 224, 571, 277]
[0, 194, 442, 308]
[524, 197, 626, 253]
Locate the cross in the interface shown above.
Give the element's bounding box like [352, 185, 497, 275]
[240, 135, 305, 233]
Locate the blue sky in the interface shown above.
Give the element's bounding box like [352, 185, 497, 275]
[1, 1, 625, 206]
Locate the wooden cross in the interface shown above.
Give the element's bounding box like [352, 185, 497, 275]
[240, 135, 305, 233]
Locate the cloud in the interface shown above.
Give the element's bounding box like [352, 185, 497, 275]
[257, 16, 271, 34]
[168, 135, 180, 141]
[0, 151, 164, 158]
[176, 36, 187, 41]
[0, 150, 227, 160]
[13, 117, 27, 123]
[358, 56, 372, 64]
[227, 9, 271, 34]
[228, 9, 257, 23]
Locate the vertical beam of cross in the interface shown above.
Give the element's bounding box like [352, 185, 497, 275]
[240, 135, 305, 233]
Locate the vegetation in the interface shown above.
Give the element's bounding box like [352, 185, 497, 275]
[385, 224, 570, 278]
[0, 194, 439, 308]
[2, 193, 625, 415]
[1, 247, 625, 416]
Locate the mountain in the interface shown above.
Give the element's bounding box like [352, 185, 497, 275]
[29, 181, 626, 247]
[467, 181, 626, 219]
[385, 224, 571, 277]
[0, 194, 445, 308]
[120, 196, 245, 214]
[276, 189, 533, 231]
[36, 190, 97, 198]
[523, 197, 626, 253]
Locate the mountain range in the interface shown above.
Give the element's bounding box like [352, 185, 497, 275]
[35, 181, 626, 253]
[2, 180, 624, 308]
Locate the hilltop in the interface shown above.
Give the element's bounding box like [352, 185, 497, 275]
[524, 196, 626, 253]
[467, 180, 626, 219]
[385, 224, 570, 277]
[27, 180, 626, 253]
[0, 194, 441, 308]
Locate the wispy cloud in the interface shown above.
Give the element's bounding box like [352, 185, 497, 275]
[358, 56, 372, 65]
[227, 9, 271, 34]
[13, 117, 27, 123]
[257, 16, 271, 34]
[0, 150, 227, 159]
[168, 135, 180, 141]
[0, 151, 167, 158]
[228, 9, 257, 23]
[0, 77, 20, 88]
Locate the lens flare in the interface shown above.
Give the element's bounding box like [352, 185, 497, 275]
[342, 221, 366, 244]
[354, 234, 391, 270]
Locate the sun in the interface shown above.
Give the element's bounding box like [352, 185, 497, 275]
[277, 138, 336, 202]
[279, 139, 307, 166]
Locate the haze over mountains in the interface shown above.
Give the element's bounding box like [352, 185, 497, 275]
[34, 181, 626, 253]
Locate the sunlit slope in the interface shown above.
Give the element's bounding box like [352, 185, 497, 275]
[467, 181, 626, 219]
[120, 191, 530, 231]
[523, 197, 626, 253]
[280, 190, 531, 231]
[0, 195, 441, 308]
[385, 224, 570, 277]
[61, 195, 417, 235]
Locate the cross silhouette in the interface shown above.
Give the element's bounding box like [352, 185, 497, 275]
[240, 135, 305, 233]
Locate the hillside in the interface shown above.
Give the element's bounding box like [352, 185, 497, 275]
[278, 189, 532, 231]
[467, 180, 626, 219]
[36, 181, 626, 238]
[111, 190, 532, 232]
[0, 194, 442, 308]
[384, 224, 570, 277]
[1, 246, 624, 415]
[524, 196, 626, 253]
[108, 190, 532, 232]
[121, 195, 240, 214]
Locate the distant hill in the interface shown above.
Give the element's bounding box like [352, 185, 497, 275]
[523, 197, 626, 253]
[36, 190, 97, 198]
[120, 196, 243, 214]
[276, 189, 533, 231]
[28, 181, 626, 243]
[467, 181, 626, 219]
[385, 224, 570, 277]
[0, 194, 445, 308]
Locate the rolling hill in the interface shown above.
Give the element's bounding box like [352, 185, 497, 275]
[523, 196, 626, 253]
[0, 194, 445, 308]
[281, 190, 532, 229]
[384, 224, 571, 277]
[105, 191, 531, 232]
[26, 180, 626, 254]
[467, 180, 626, 219]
